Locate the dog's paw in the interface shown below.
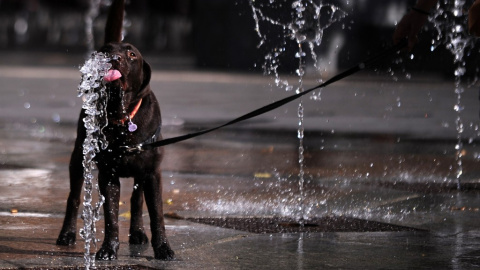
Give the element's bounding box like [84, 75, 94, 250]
[56, 231, 76, 246]
[129, 230, 149, 245]
[153, 242, 175, 260]
[95, 241, 119, 260]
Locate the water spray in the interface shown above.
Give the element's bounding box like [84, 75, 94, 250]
[250, 0, 347, 222]
[430, 0, 478, 189]
[77, 51, 111, 270]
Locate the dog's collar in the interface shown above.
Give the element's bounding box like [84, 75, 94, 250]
[112, 99, 142, 125]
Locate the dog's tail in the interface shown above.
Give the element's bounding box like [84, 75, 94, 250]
[104, 0, 125, 44]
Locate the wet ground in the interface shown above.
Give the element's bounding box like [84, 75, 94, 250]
[1, 59, 480, 269]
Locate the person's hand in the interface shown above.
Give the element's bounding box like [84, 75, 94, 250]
[393, 10, 429, 51]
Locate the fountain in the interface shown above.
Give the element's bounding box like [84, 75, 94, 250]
[245, 0, 480, 222]
[249, 0, 347, 223]
[77, 52, 110, 270]
[429, 0, 478, 189]
[76, 0, 112, 268]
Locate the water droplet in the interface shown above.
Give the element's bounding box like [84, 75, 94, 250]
[454, 67, 466, 76]
[52, 113, 61, 123]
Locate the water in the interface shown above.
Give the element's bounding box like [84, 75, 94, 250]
[249, 0, 347, 221]
[77, 52, 111, 270]
[430, 0, 478, 189]
[251, 0, 346, 91]
[78, 1, 114, 268]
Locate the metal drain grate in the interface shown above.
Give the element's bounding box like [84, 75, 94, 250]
[186, 216, 424, 234]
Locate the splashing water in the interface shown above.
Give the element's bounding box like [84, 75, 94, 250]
[77, 52, 111, 269]
[430, 0, 477, 189]
[251, 0, 346, 91]
[250, 0, 347, 221]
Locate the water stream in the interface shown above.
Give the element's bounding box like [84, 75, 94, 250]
[250, 0, 346, 222]
[77, 52, 110, 269]
[77, 1, 113, 269]
[430, 0, 478, 189]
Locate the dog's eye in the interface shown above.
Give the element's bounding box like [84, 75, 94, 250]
[128, 51, 136, 59]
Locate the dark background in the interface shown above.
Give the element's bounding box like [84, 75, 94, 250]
[0, 0, 478, 76]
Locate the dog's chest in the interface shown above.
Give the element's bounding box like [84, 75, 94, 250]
[94, 126, 137, 169]
[103, 123, 138, 144]
[95, 148, 139, 176]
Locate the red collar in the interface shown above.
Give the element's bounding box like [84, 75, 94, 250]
[115, 99, 142, 125]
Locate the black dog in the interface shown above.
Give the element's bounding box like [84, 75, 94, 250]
[56, 0, 174, 260]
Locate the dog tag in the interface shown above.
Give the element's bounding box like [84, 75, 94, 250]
[128, 122, 137, 132]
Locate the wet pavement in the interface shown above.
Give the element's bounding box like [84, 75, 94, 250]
[1, 58, 480, 269]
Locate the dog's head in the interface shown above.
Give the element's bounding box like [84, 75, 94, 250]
[99, 42, 151, 99]
[99, 0, 152, 120]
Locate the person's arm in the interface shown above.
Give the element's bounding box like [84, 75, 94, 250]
[393, 0, 439, 51]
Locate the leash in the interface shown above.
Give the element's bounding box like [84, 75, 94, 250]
[121, 39, 408, 154]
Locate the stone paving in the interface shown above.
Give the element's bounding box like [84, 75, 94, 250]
[0, 62, 480, 269]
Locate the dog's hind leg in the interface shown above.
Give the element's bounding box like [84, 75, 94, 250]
[143, 169, 175, 260]
[129, 179, 149, 245]
[95, 171, 121, 260]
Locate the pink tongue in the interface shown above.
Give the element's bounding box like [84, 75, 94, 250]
[104, 69, 122, 82]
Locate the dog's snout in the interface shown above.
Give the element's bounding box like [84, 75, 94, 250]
[111, 54, 122, 62]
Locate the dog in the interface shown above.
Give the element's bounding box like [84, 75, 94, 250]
[56, 0, 174, 260]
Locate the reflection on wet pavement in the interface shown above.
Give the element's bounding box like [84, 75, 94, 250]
[1, 122, 480, 231]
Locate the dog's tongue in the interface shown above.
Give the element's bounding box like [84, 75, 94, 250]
[104, 69, 122, 82]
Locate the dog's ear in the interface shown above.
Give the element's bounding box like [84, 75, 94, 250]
[136, 60, 152, 98]
[142, 60, 152, 87]
[104, 0, 125, 44]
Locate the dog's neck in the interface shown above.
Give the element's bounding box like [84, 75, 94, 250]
[120, 99, 141, 125]
[109, 98, 142, 126]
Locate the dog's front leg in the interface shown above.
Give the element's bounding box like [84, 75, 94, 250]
[56, 146, 84, 246]
[143, 170, 175, 260]
[129, 179, 148, 244]
[96, 171, 121, 260]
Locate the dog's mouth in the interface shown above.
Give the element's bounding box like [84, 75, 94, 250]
[103, 68, 129, 92]
[104, 69, 122, 83]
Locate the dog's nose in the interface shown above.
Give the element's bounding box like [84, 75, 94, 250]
[111, 54, 122, 61]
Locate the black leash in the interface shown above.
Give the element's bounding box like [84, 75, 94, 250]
[121, 39, 407, 153]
